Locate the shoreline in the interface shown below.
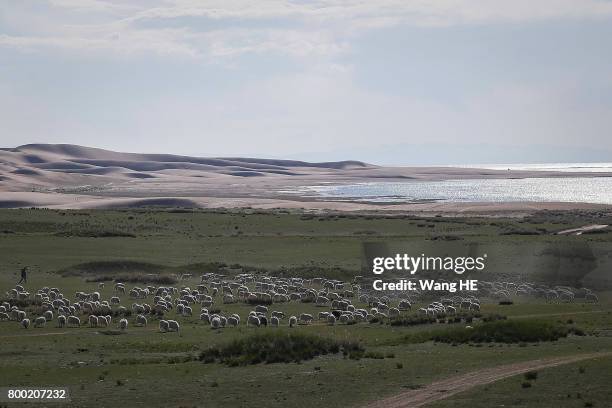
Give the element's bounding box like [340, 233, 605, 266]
[0, 191, 610, 216]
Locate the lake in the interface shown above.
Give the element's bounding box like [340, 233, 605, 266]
[303, 177, 612, 204]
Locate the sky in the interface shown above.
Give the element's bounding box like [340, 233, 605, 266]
[1, 0, 612, 165]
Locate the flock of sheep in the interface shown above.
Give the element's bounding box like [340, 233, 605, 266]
[0, 272, 600, 334]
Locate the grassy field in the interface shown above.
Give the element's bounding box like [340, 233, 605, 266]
[429, 354, 612, 408]
[0, 208, 611, 407]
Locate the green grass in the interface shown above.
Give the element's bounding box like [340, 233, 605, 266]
[0, 208, 611, 407]
[429, 355, 612, 408]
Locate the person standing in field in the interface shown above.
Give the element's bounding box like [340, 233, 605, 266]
[17, 266, 28, 284]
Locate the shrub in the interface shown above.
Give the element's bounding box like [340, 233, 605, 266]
[403, 319, 574, 344]
[98, 330, 126, 336]
[482, 314, 507, 322]
[198, 331, 363, 366]
[525, 371, 538, 380]
[390, 315, 437, 327]
[521, 381, 532, 388]
[363, 351, 385, 359]
[54, 230, 136, 238]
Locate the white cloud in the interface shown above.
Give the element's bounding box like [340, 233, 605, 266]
[48, 0, 137, 13]
[2, 0, 612, 59]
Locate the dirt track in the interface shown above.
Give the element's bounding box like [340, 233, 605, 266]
[364, 352, 612, 408]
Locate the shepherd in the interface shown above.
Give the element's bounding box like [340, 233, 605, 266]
[17, 266, 28, 284]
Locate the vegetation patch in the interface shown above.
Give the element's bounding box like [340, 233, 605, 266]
[402, 319, 580, 344]
[390, 312, 495, 327]
[58, 260, 167, 276]
[98, 330, 127, 336]
[198, 331, 363, 366]
[54, 230, 136, 238]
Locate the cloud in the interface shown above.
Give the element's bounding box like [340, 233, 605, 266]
[48, 0, 137, 13]
[2, 0, 612, 59]
[0, 29, 201, 57]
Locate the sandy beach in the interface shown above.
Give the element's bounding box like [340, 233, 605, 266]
[1, 144, 611, 214]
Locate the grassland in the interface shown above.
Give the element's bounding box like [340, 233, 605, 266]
[429, 354, 612, 408]
[0, 208, 611, 407]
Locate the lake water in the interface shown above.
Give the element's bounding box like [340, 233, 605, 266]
[452, 163, 612, 173]
[302, 177, 612, 204]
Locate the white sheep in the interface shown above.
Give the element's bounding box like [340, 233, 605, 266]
[43, 310, 53, 321]
[159, 319, 169, 332]
[299, 313, 314, 324]
[136, 314, 147, 327]
[227, 316, 239, 327]
[34, 316, 46, 328]
[271, 311, 285, 319]
[119, 318, 128, 330]
[398, 300, 412, 311]
[57, 315, 67, 328]
[247, 315, 260, 327]
[0, 312, 9, 321]
[67, 316, 80, 328]
[210, 316, 221, 329]
[182, 306, 193, 317]
[255, 305, 268, 314]
[88, 315, 98, 328]
[98, 315, 109, 327]
[289, 316, 297, 328]
[585, 293, 599, 303]
[270, 316, 280, 327]
[20, 318, 30, 329]
[327, 314, 336, 325]
[167, 320, 180, 333]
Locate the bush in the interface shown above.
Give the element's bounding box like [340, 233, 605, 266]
[363, 351, 385, 359]
[521, 381, 532, 388]
[525, 371, 538, 380]
[482, 314, 507, 322]
[55, 230, 136, 238]
[98, 330, 126, 336]
[198, 331, 363, 366]
[403, 319, 575, 344]
[390, 315, 437, 327]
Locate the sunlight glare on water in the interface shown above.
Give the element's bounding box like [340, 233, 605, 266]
[305, 177, 612, 204]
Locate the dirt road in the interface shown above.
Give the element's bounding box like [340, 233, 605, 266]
[364, 352, 612, 408]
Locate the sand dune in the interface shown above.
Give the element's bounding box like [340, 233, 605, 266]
[1, 143, 611, 213]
